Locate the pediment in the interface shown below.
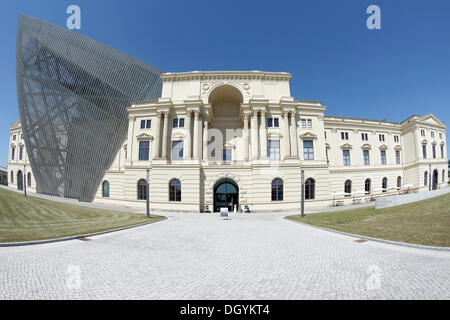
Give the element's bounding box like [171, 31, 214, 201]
[379, 144, 388, 150]
[360, 143, 371, 150]
[421, 139, 428, 144]
[299, 132, 317, 140]
[420, 114, 445, 127]
[340, 143, 352, 150]
[394, 145, 402, 151]
[136, 133, 154, 140]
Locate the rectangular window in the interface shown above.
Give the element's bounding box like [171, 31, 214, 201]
[11, 147, 15, 160]
[343, 150, 350, 166]
[173, 119, 178, 128]
[13, 135, 16, 141]
[361, 133, 368, 141]
[20, 133, 23, 140]
[431, 131, 435, 138]
[179, 118, 185, 128]
[422, 144, 427, 159]
[19, 147, 23, 160]
[301, 119, 306, 128]
[222, 149, 232, 162]
[267, 118, 273, 127]
[396, 150, 401, 164]
[380, 150, 386, 165]
[268, 140, 280, 160]
[379, 134, 385, 142]
[303, 140, 314, 160]
[394, 135, 399, 143]
[140, 120, 145, 129]
[432, 145, 436, 159]
[138, 141, 150, 160]
[307, 119, 312, 128]
[439, 132, 443, 139]
[421, 129, 425, 137]
[146, 120, 151, 128]
[172, 140, 184, 160]
[274, 118, 279, 127]
[341, 132, 349, 140]
[324, 131, 327, 139]
[441, 145, 444, 159]
[363, 150, 370, 165]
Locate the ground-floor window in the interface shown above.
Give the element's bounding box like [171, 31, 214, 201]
[344, 179, 352, 195]
[102, 180, 110, 197]
[382, 177, 387, 192]
[271, 178, 283, 201]
[10, 170, 13, 183]
[397, 176, 401, 188]
[365, 178, 371, 194]
[169, 178, 181, 201]
[443, 170, 446, 182]
[137, 179, 147, 200]
[305, 178, 315, 200]
[27, 172, 32, 187]
[424, 171, 428, 186]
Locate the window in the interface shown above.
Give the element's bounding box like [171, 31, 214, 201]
[140, 120, 145, 129]
[19, 146, 23, 160]
[303, 140, 314, 160]
[441, 145, 444, 159]
[307, 119, 312, 128]
[267, 118, 280, 128]
[394, 135, 399, 143]
[439, 132, 443, 139]
[324, 131, 327, 139]
[424, 171, 428, 186]
[173, 119, 178, 128]
[268, 118, 273, 127]
[222, 148, 232, 162]
[271, 178, 283, 201]
[139, 141, 150, 160]
[363, 150, 370, 165]
[379, 134, 385, 142]
[397, 176, 402, 189]
[137, 179, 147, 200]
[27, 172, 31, 187]
[420, 129, 425, 137]
[341, 132, 349, 140]
[395, 150, 401, 164]
[365, 178, 371, 194]
[432, 145, 436, 159]
[20, 133, 23, 140]
[431, 131, 435, 138]
[361, 133, 368, 141]
[12, 134, 16, 141]
[382, 177, 387, 192]
[179, 118, 185, 127]
[173, 118, 184, 128]
[422, 144, 427, 159]
[343, 150, 350, 166]
[169, 178, 181, 202]
[344, 180, 352, 195]
[11, 147, 15, 160]
[146, 120, 151, 128]
[380, 150, 386, 165]
[102, 181, 110, 197]
[10, 171, 13, 183]
[443, 170, 445, 182]
[172, 140, 184, 160]
[301, 119, 306, 128]
[305, 178, 315, 200]
[268, 140, 280, 160]
[274, 118, 279, 127]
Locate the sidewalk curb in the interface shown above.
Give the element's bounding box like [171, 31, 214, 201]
[283, 216, 450, 252]
[0, 217, 167, 247]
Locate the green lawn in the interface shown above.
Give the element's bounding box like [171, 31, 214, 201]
[286, 192, 450, 247]
[0, 187, 165, 243]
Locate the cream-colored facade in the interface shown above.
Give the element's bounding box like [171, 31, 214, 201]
[8, 71, 448, 212]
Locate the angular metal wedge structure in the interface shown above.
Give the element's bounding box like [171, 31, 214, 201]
[16, 14, 163, 202]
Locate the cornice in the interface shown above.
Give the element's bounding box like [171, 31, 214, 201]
[161, 70, 292, 82]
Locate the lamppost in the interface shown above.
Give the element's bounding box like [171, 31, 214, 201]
[301, 169, 305, 217]
[23, 164, 27, 197]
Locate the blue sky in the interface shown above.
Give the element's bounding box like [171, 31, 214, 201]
[1, 0, 449, 167]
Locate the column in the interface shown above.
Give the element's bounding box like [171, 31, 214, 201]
[184, 110, 192, 160]
[161, 111, 169, 160]
[260, 109, 268, 159]
[290, 111, 298, 157]
[251, 111, 259, 160]
[193, 110, 200, 160]
[282, 110, 291, 158]
[152, 112, 162, 159]
[243, 113, 249, 161]
[202, 115, 209, 161]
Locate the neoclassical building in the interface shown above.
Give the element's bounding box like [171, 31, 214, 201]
[8, 71, 448, 212]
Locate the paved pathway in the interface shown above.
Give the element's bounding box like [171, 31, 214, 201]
[0, 211, 449, 299]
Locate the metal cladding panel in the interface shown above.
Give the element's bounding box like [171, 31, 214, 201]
[16, 14, 163, 202]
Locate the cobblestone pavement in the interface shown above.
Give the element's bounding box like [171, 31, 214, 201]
[0, 211, 449, 299]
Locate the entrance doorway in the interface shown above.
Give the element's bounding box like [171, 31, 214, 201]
[17, 171, 23, 191]
[432, 169, 438, 190]
[214, 179, 239, 212]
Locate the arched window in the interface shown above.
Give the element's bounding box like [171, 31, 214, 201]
[27, 172, 32, 187]
[305, 178, 315, 200]
[382, 177, 387, 192]
[10, 170, 13, 184]
[169, 178, 181, 202]
[424, 171, 428, 186]
[102, 181, 110, 198]
[271, 178, 283, 201]
[137, 179, 147, 200]
[344, 179, 352, 195]
[397, 176, 401, 189]
[365, 179, 371, 194]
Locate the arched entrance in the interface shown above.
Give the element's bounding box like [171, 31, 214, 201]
[214, 178, 239, 212]
[17, 171, 23, 191]
[432, 169, 438, 190]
